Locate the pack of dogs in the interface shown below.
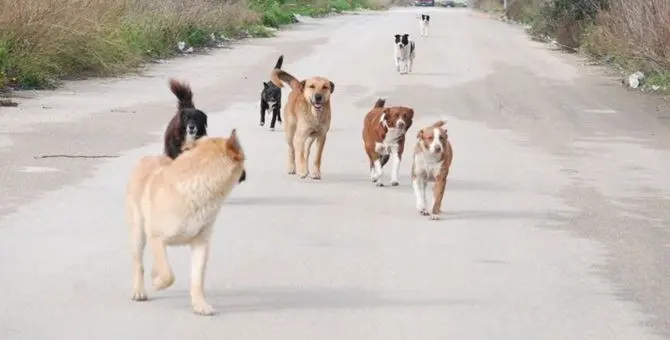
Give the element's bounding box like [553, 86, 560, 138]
[125, 12, 452, 316]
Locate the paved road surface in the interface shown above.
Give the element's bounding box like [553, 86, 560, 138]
[1, 7, 670, 340]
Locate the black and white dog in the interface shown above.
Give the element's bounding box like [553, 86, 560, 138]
[394, 34, 415, 75]
[260, 55, 284, 131]
[419, 14, 430, 37]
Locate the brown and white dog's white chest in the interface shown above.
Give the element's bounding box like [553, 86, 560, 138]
[374, 128, 405, 156]
[412, 150, 443, 181]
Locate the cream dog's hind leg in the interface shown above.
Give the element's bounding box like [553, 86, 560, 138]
[148, 236, 175, 291]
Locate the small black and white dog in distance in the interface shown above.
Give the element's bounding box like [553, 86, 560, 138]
[394, 34, 415, 75]
[260, 55, 284, 131]
[419, 14, 430, 37]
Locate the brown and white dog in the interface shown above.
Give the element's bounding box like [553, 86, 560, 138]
[410, 119, 453, 220]
[270, 65, 335, 180]
[362, 97, 414, 187]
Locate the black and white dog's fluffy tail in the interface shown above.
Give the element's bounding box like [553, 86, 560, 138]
[169, 79, 195, 110]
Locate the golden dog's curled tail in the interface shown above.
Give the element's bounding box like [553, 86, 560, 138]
[169, 78, 195, 110]
[274, 55, 284, 69]
[373, 97, 386, 109]
[270, 69, 302, 91]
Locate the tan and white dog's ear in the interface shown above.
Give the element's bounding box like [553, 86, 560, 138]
[379, 108, 390, 127]
[329, 81, 335, 94]
[226, 129, 244, 162]
[431, 119, 447, 128]
[416, 128, 424, 139]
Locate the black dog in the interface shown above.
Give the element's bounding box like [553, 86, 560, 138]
[163, 79, 208, 160]
[162, 79, 246, 183]
[260, 55, 284, 131]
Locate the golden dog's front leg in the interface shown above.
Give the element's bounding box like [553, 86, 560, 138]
[311, 134, 327, 180]
[293, 134, 309, 179]
[190, 240, 215, 316]
[148, 237, 175, 291]
[287, 144, 296, 175]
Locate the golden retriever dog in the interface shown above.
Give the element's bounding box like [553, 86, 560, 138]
[411, 120, 453, 220]
[270, 66, 335, 179]
[125, 130, 246, 316]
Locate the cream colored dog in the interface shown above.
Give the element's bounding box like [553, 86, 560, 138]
[125, 130, 246, 316]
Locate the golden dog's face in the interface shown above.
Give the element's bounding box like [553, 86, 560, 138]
[301, 77, 334, 113]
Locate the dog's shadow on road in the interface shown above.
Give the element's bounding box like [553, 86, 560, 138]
[226, 196, 331, 206]
[208, 287, 482, 313]
[407, 72, 456, 77]
[440, 210, 570, 222]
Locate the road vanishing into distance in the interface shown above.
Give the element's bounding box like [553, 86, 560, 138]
[1, 6, 670, 340]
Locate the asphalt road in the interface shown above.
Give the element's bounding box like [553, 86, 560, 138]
[2, 7, 670, 340]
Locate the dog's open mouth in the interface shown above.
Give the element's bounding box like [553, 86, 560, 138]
[312, 101, 324, 112]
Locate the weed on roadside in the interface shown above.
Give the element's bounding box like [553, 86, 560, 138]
[0, 0, 389, 91]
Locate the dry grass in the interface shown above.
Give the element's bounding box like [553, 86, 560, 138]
[584, 0, 670, 73]
[0, 0, 260, 89]
[0, 0, 391, 89]
[470, 0, 504, 12]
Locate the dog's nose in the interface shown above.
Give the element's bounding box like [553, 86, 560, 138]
[314, 94, 323, 102]
[239, 170, 246, 183]
[397, 121, 405, 129]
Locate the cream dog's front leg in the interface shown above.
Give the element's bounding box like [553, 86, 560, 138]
[190, 239, 214, 316]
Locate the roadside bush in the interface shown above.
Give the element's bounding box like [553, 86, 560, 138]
[0, 0, 390, 90]
[583, 0, 670, 73]
[0, 0, 260, 89]
[527, 0, 607, 48]
[470, 0, 503, 12]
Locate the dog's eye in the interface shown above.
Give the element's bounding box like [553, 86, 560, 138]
[309, 84, 316, 89]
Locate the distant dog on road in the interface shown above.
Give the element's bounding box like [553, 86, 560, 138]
[411, 119, 453, 220]
[362, 97, 414, 187]
[163, 79, 208, 159]
[126, 130, 246, 316]
[260, 55, 284, 131]
[271, 63, 335, 180]
[419, 14, 430, 37]
[394, 34, 415, 74]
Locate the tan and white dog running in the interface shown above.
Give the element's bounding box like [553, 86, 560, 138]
[271, 64, 335, 180]
[362, 97, 414, 187]
[125, 130, 246, 316]
[410, 120, 453, 220]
